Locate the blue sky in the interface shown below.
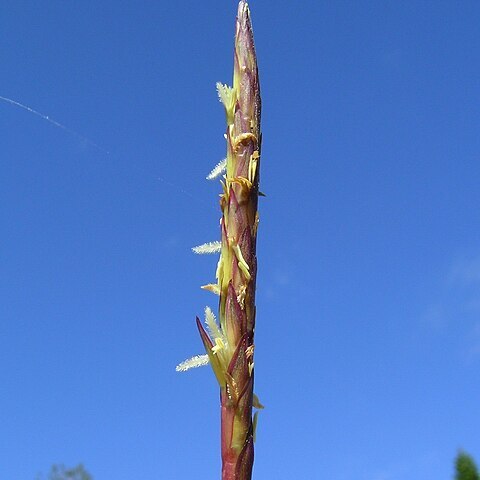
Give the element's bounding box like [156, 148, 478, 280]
[1, 1, 479, 479]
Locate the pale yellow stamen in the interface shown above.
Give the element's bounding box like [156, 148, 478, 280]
[201, 283, 220, 295]
[233, 132, 258, 152]
[248, 150, 259, 183]
[231, 176, 253, 191]
[212, 337, 226, 355]
[233, 244, 251, 280]
[237, 284, 246, 308]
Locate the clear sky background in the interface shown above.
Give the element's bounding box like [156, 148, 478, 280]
[1, 1, 479, 479]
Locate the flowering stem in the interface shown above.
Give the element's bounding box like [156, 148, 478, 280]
[216, 3, 261, 479]
[178, 2, 261, 478]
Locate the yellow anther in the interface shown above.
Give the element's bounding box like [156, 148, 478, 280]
[248, 150, 259, 183]
[233, 132, 258, 152]
[212, 337, 225, 355]
[201, 283, 220, 295]
[231, 176, 253, 191]
[233, 244, 251, 281]
[237, 284, 247, 308]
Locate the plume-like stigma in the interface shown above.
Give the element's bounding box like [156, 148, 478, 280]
[207, 158, 227, 180]
[192, 241, 222, 254]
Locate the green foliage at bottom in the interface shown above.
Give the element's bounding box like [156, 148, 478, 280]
[36, 464, 92, 480]
[455, 452, 480, 480]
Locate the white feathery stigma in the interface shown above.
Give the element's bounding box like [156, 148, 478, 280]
[192, 241, 222, 254]
[205, 306, 225, 343]
[216, 82, 236, 123]
[206, 158, 227, 180]
[176, 354, 210, 372]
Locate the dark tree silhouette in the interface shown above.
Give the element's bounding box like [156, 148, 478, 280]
[455, 451, 480, 480]
[37, 464, 92, 480]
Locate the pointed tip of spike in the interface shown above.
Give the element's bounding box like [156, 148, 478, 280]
[238, 1, 249, 13]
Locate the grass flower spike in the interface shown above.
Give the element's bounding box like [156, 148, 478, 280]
[177, 2, 262, 479]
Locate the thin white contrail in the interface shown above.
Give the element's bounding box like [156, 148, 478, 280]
[0, 94, 109, 154]
[0, 94, 217, 211]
